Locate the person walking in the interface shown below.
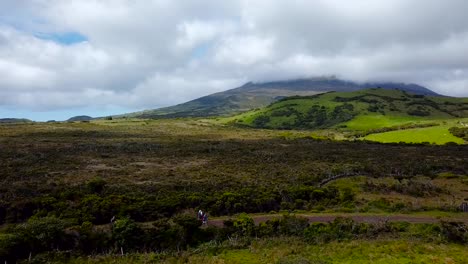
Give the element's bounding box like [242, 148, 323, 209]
[203, 212, 208, 225]
[198, 209, 203, 221]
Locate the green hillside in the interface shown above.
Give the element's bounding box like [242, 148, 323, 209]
[229, 88, 468, 143]
[118, 78, 439, 119]
[0, 118, 33, 124]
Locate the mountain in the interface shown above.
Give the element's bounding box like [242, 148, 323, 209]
[0, 118, 33, 124]
[67, 115, 93, 122]
[124, 77, 440, 119]
[230, 88, 468, 131]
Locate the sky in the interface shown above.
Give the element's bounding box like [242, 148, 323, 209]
[1, 0, 468, 121]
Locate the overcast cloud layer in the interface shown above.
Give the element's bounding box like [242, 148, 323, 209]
[1, 0, 468, 120]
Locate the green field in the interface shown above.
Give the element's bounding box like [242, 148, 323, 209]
[344, 114, 427, 130]
[365, 125, 465, 144]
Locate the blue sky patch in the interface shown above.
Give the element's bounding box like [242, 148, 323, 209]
[34, 31, 88, 45]
[191, 43, 212, 59]
[0, 106, 139, 122]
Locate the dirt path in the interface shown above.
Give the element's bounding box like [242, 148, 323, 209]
[94, 213, 467, 231]
[206, 214, 468, 228]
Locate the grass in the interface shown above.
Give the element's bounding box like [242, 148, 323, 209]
[60, 238, 468, 263]
[219, 239, 468, 264]
[364, 125, 465, 144]
[327, 175, 468, 213]
[344, 114, 428, 130]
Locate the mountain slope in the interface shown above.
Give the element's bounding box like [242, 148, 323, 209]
[0, 118, 33, 124]
[124, 77, 440, 119]
[230, 88, 468, 131]
[67, 115, 93, 122]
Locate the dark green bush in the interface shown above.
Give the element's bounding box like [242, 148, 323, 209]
[0, 217, 72, 262]
[86, 177, 107, 194]
[277, 215, 309, 236]
[112, 217, 144, 250]
[304, 217, 369, 243]
[233, 213, 255, 237]
[440, 222, 468, 244]
[449, 127, 468, 141]
[253, 115, 271, 128]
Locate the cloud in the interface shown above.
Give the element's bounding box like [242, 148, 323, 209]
[0, 0, 468, 118]
[214, 35, 275, 65]
[176, 20, 233, 50]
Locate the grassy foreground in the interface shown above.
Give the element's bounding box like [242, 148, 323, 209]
[60, 238, 468, 264]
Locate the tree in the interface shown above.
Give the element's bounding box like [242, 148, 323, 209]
[112, 218, 143, 251]
[172, 214, 203, 247]
[233, 213, 255, 236]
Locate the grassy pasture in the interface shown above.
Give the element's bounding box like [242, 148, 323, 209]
[364, 124, 465, 144]
[344, 114, 428, 130]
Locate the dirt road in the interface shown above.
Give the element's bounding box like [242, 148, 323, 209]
[206, 214, 468, 228]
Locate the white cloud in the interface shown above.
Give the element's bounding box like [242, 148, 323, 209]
[214, 35, 275, 65]
[176, 20, 230, 50]
[0, 0, 468, 117]
[130, 73, 243, 108]
[0, 59, 56, 89]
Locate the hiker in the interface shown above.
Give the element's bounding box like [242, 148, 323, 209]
[110, 216, 116, 230]
[198, 209, 203, 220]
[203, 212, 208, 225]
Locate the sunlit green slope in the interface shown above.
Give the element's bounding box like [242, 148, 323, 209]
[230, 88, 468, 131]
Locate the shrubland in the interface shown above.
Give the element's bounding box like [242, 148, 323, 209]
[0, 119, 467, 262]
[1, 214, 467, 263]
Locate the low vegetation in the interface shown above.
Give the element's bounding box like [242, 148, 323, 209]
[2, 214, 467, 263]
[1, 118, 467, 262]
[450, 126, 468, 141]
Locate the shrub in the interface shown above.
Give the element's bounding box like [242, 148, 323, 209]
[74, 221, 111, 254]
[278, 215, 310, 236]
[449, 127, 468, 141]
[253, 115, 271, 128]
[146, 218, 182, 250]
[407, 107, 430, 116]
[112, 217, 144, 250]
[0, 217, 72, 262]
[440, 222, 468, 244]
[304, 217, 363, 243]
[303, 217, 410, 244]
[0, 234, 22, 263]
[172, 214, 203, 247]
[233, 213, 255, 237]
[86, 177, 107, 194]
